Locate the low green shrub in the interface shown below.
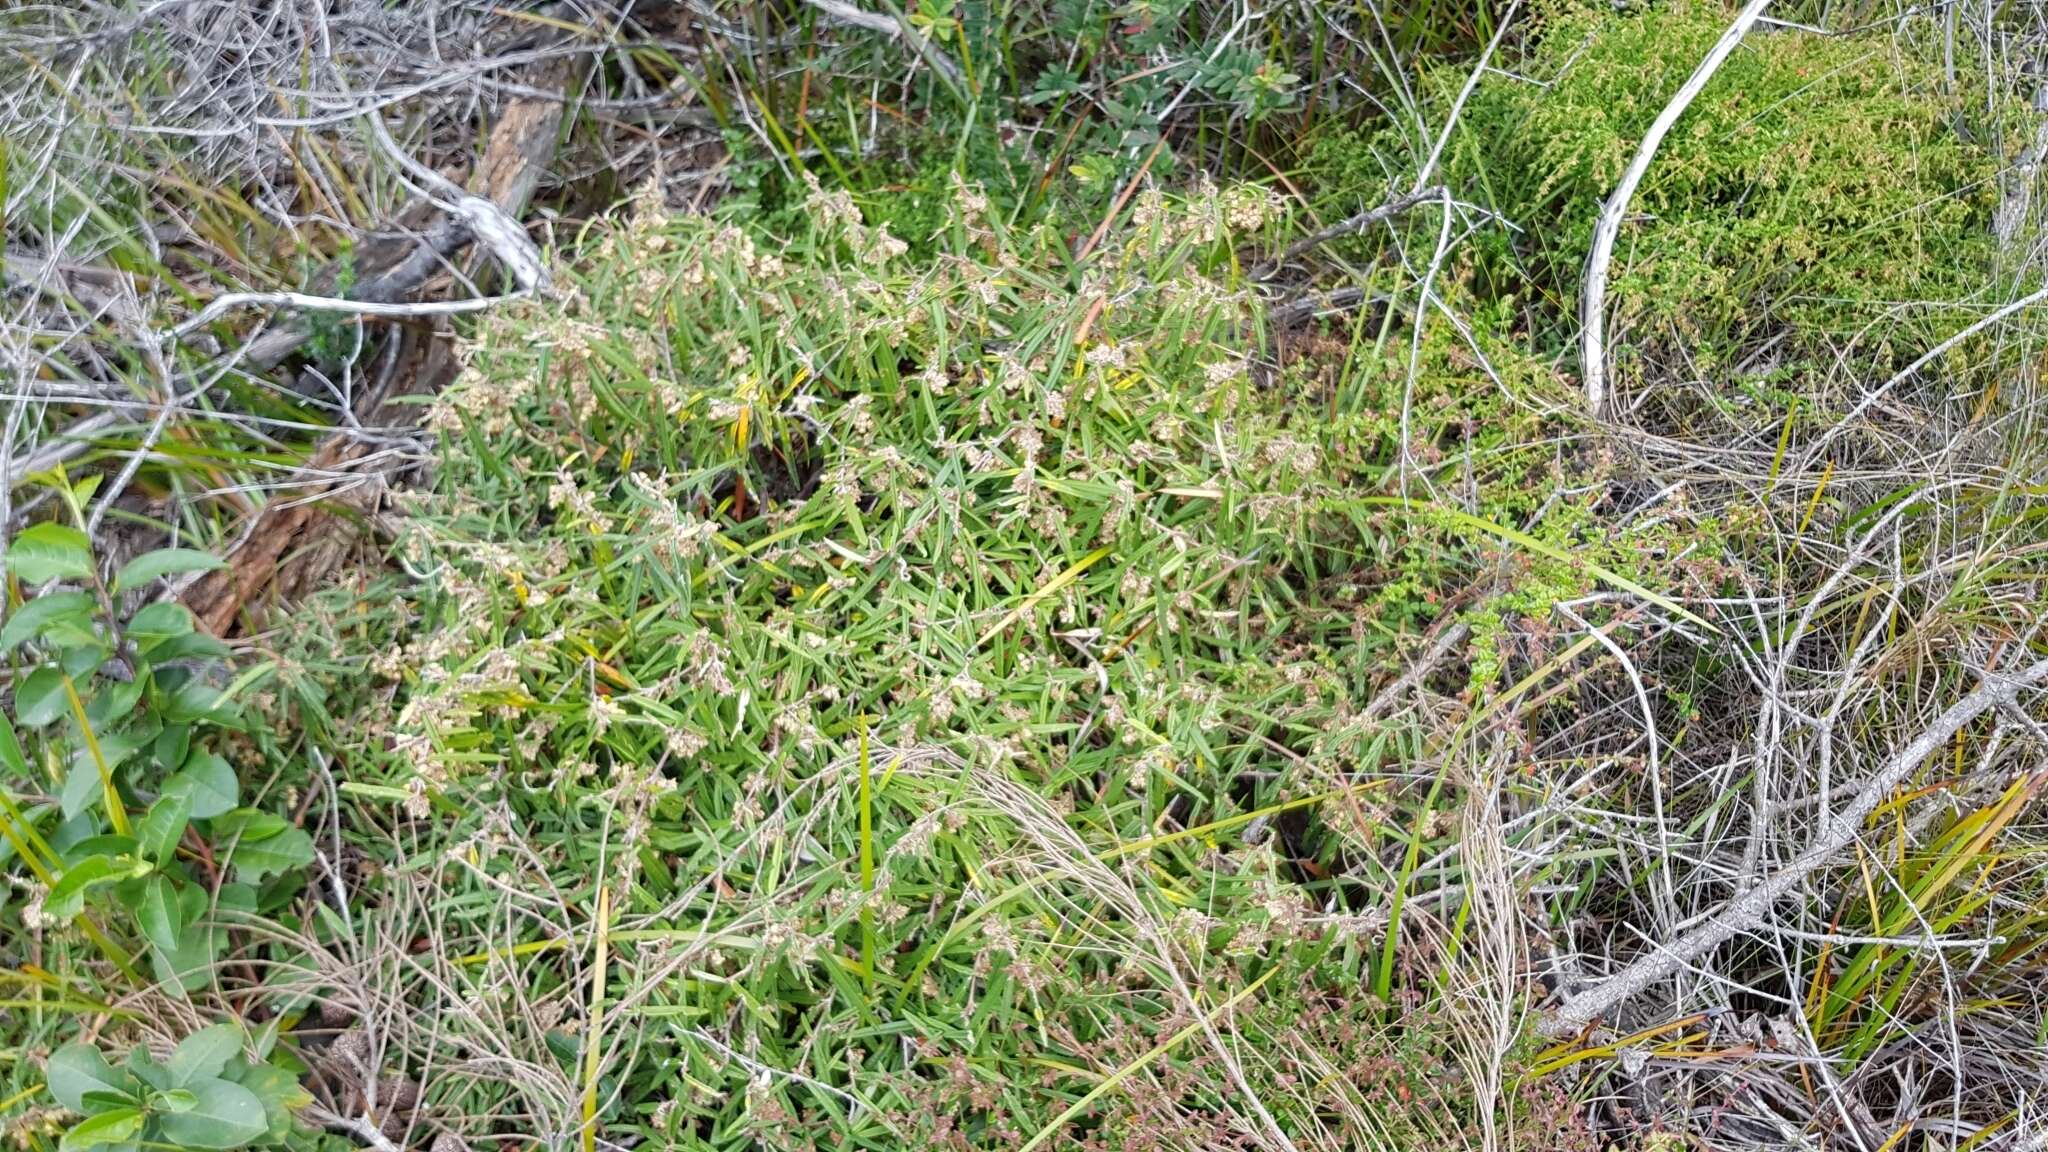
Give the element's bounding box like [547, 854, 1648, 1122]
[1, 491, 321, 1149]
[1313, 1, 2006, 427]
[279, 162, 1730, 1148]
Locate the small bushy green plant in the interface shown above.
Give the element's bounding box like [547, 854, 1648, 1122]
[3, 497, 310, 986]
[44, 1025, 306, 1151]
[271, 163, 1726, 1150]
[1317, 1, 2006, 425]
[2, 485, 317, 1150]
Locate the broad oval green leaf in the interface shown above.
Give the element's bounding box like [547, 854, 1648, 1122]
[231, 1062, 308, 1142]
[126, 600, 196, 642]
[15, 665, 69, 728]
[134, 874, 185, 954]
[155, 723, 191, 771]
[57, 1104, 141, 1152]
[154, 1078, 267, 1149]
[137, 786, 192, 865]
[0, 591, 95, 653]
[167, 1025, 243, 1088]
[149, 923, 222, 994]
[3, 522, 93, 585]
[113, 548, 224, 594]
[168, 753, 237, 819]
[45, 1044, 133, 1114]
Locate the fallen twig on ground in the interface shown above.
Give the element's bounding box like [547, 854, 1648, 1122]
[1251, 186, 1448, 280]
[182, 58, 574, 635]
[1546, 656, 2048, 1036]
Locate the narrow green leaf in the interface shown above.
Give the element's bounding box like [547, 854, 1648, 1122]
[0, 712, 24, 774]
[62, 756, 103, 820]
[113, 549, 224, 594]
[47, 855, 143, 921]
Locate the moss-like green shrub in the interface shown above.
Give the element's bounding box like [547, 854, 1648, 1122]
[1317, 2, 2004, 423]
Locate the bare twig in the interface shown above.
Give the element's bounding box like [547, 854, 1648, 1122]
[1582, 0, 1772, 416]
[1251, 185, 1447, 280]
[1265, 287, 1391, 329]
[167, 289, 526, 343]
[1796, 281, 2048, 469]
[363, 112, 549, 294]
[800, 0, 964, 93]
[305, 1104, 404, 1152]
[1547, 657, 2048, 1036]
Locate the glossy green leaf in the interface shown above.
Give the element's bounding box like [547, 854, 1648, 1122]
[154, 1078, 267, 1149]
[113, 549, 224, 594]
[0, 591, 94, 652]
[15, 665, 69, 727]
[3, 522, 93, 585]
[45, 1044, 133, 1113]
[58, 1105, 141, 1151]
[167, 1025, 243, 1088]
